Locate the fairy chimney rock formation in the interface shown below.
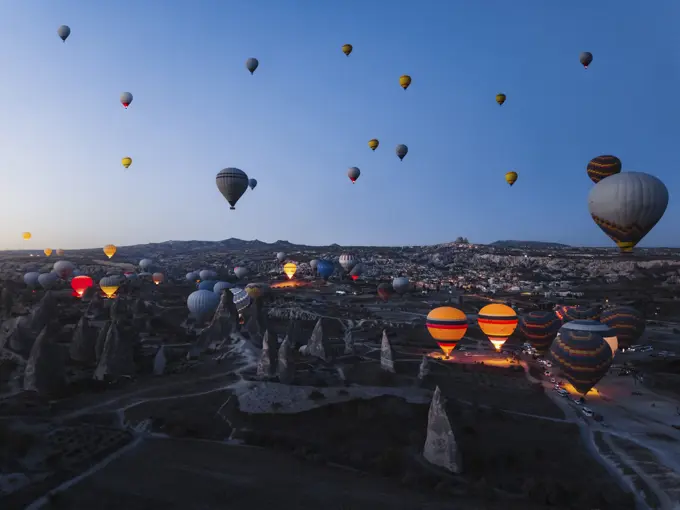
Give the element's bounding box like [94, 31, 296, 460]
[380, 329, 395, 373]
[256, 330, 276, 377]
[423, 386, 461, 474]
[95, 321, 111, 362]
[93, 321, 135, 381]
[153, 345, 167, 376]
[24, 326, 65, 395]
[343, 328, 355, 355]
[69, 316, 97, 364]
[278, 335, 295, 384]
[307, 318, 330, 361]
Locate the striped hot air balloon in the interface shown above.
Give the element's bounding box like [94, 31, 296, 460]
[519, 311, 562, 354]
[478, 303, 518, 351]
[560, 320, 619, 355]
[600, 306, 646, 350]
[426, 307, 468, 358]
[586, 155, 621, 184]
[230, 287, 251, 313]
[550, 324, 613, 395]
[562, 305, 601, 323]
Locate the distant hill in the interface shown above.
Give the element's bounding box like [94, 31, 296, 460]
[490, 240, 570, 249]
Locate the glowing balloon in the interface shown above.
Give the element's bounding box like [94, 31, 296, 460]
[122, 157, 132, 169]
[71, 275, 94, 298]
[44, 248, 53, 257]
[505, 171, 518, 186]
[283, 262, 297, 280]
[588, 172, 668, 253]
[152, 272, 165, 285]
[103, 244, 117, 259]
[368, 139, 379, 151]
[477, 303, 518, 351]
[399, 75, 412, 90]
[99, 276, 120, 298]
[426, 307, 468, 358]
[120, 92, 133, 109]
[341, 44, 353, 56]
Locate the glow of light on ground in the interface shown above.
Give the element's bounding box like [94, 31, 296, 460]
[271, 280, 311, 289]
[561, 382, 601, 399]
[426, 350, 517, 368]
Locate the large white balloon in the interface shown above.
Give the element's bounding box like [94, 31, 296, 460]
[392, 277, 410, 294]
[339, 253, 358, 272]
[53, 260, 74, 279]
[588, 172, 669, 252]
[234, 266, 249, 279]
[199, 269, 217, 281]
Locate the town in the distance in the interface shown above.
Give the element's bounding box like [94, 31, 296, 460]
[1, 236, 679, 510]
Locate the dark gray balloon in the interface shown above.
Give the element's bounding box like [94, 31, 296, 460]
[249, 178, 258, 190]
[396, 144, 408, 161]
[579, 52, 593, 68]
[216, 167, 249, 210]
[57, 25, 71, 42]
[246, 58, 259, 75]
[347, 167, 360, 182]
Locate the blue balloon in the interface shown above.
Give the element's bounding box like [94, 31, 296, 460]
[316, 260, 334, 280]
[198, 280, 217, 291]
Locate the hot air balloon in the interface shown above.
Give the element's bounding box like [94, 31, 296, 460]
[99, 276, 120, 298]
[316, 260, 334, 280]
[152, 272, 165, 285]
[199, 269, 218, 281]
[562, 305, 600, 323]
[71, 275, 94, 298]
[234, 266, 249, 279]
[187, 290, 220, 322]
[53, 260, 74, 279]
[368, 139, 379, 151]
[426, 307, 468, 358]
[246, 58, 259, 75]
[505, 171, 518, 186]
[347, 167, 360, 183]
[44, 248, 52, 257]
[276, 252, 287, 263]
[477, 303, 518, 351]
[245, 283, 267, 300]
[339, 253, 358, 273]
[22, 232, 31, 240]
[186, 271, 199, 282]
[198, 280, 217, 291]
[56, 249, 65, 256]
[519, 311, 562, 354]
[120, 92, 133, 109]
[216, 167, 249, 210]
[561, 320, 619, 355]
[496, 93, 506, 106]
[248, 178, 257, 190]
[399, 75, 412, 90]
[283, 262, 297, 280]
[349, 264, 363, 281]
[310, 259, 319, 272]
[586, 155, 621, 184]
[213, 281, 234, 295]
[122, 157, 132, 169]
[103, 244, 117, 259]
[24, 272, 40, 288]
[392, 277, 410, 295]
[588, 172, 668, 253]
[38, 272, 58, 290]
[550, 324, 613, 395]
[395, 144, 408, 161]
[125, 272, 138, 280]
[600, 306, 646, 350]
[57, 25, 71, 42]
[230, 287, 252, 314]
[341, 44, 353, 56]
[139, 259, 153, 271]
[579, 52, 593, 69]
[377, 282, 392, 301]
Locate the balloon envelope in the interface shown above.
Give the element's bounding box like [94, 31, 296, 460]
[213, 281, 234, 295]
[248, 178, 257, 190]
[426, 307, 468, 357]
[396, 144, 408, 161]
[519, 311, 561, 354]
[139, 259, 153, 271]
[368, 139, 379, 151]
[187, 290, 220, 322]
[505, 171, 518, 186]
[198, 280, 218, 291]
[392, 277, 410, 294]
[24, 272, 40, 287]
[339, 253, 357, 272]
[230, 287, 251, 313]
[478, 303, 518, 350]
[399, 75, 412, 89]
[216, 168, 249, 209]
[57, 25, 71, 41]
[122, 157, 132, 169]
[53, 260, 74, 279]
[199, 269, 218, 281]
[44, 248, 52, 257]
[120, 91, 133, 108]
[562, 305, 601, 323]
[71, 275, 94, 297]
[316, 260, 334, 280]
[103, 244, 117, 259]
[560, 320, 619, 355]
[234, 266, 249, 279]
[588, 172, 669, 253]
[276, 252, 286, 263]
[246, 58, 259, 74]
[283, 263, 297, 280]
[152, 272, 165, 285]
[600, 306, 646, 349]
[579, 51, 593, 68]
[587, 155, 621, 184]
[341, 44, 353, 56]
[377, 282, 392, 301]
[496, 93, 506, 105]
[347, 167, 360, 183]
[38, 272, 58, 290]
[99, 276, 120, 298]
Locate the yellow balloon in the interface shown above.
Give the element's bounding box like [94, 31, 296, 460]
[496, 93, 506, 106]
[56, 249, 65, 256]
[44, 248, 53, 257]
[505, 171, 518, 186]
[341, 44, 353, 56]
[283, 262, 297, 280]
[478, 303, 518, 351]
[399, 75, 412, 90]
[368, 139, 379, 151]
[22, 232, 31, 240]
[100, 285, 119, 298]
[122, 157, 132, 169]
[103, 244, 117, 259]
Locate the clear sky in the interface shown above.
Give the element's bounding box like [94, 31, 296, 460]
[1, 0, 678, 249]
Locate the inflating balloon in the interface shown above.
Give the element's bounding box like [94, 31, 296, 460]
[392, 277, 410, 295]
[276, 252, 286, 263]
[316, 260, 334, 280]
[561, 320, 618, 355]
[53, 260, 74, 279]
[187, 290, 219, 322]
[99, 276, 120, 298]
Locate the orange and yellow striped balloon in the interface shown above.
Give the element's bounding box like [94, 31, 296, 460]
[426, 307, 468, 358]
[478, 303, 518, 351]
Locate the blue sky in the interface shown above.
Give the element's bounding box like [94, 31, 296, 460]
[0, 0, 678, 249]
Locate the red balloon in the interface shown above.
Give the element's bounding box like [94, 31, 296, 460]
[71, 275, 93, 298]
